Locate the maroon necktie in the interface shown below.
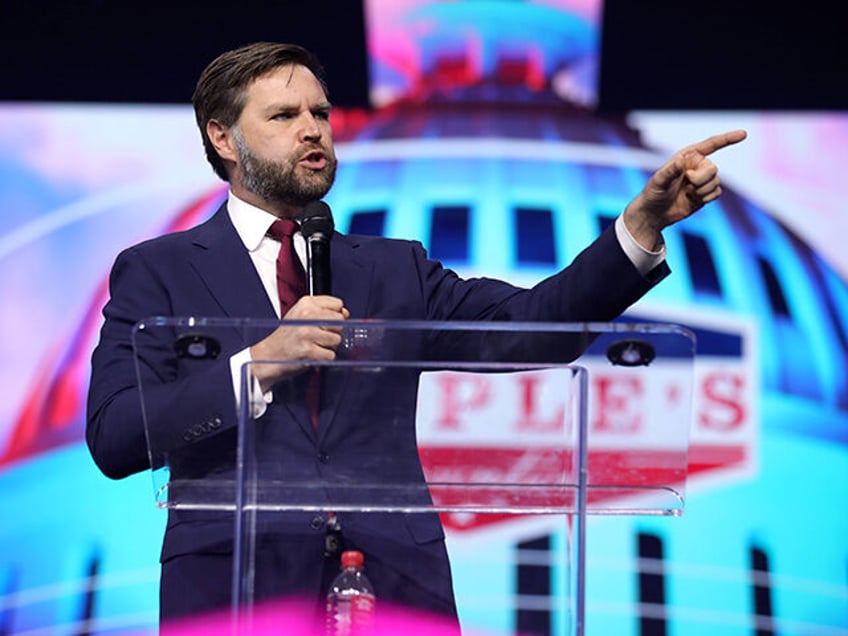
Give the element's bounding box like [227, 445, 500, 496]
[267, 219, 306, 315]
[267, 219, 320, 430]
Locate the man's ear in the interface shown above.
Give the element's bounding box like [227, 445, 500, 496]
[207, 119, 238, 164]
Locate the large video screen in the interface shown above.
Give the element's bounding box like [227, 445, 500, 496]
[1, 1, 846, 634]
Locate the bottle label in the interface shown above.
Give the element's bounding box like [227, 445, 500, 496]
[327, 593, 376, 636]
[350, 594, 376, 624]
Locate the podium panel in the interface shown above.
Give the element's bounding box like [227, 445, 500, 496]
[133, 318, 694, 635]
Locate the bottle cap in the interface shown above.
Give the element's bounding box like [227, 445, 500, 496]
[341, 550, 364, 568]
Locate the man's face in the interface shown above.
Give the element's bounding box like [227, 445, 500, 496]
[229, 64, 337, 210]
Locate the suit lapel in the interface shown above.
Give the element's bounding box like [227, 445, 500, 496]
[187, 209, 373, 323]
[329, 233, 371, 319]
[185, 205, 315, 437]
[317, 234, 373, 442]
[186, 205, 276, 324]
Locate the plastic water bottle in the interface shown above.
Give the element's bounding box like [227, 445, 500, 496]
[326, 550, 376, 636]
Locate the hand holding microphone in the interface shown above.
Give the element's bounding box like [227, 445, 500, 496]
[250, 201, 344, 389]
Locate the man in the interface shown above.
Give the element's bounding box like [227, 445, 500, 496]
[86, 42, 745, 624]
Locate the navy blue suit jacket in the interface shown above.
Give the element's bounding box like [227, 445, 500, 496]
[86, 203, 667, 616]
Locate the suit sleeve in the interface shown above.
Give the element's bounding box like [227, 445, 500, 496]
[86, 246, 238, 480]
[418, 223, 668, 323]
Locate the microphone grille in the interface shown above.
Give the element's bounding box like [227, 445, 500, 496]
[301, 200, 334, 238]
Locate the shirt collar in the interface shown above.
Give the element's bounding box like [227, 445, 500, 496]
[226, 191, 284, 252]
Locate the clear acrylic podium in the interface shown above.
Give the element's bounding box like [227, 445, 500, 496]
[133, 318, 694, 635]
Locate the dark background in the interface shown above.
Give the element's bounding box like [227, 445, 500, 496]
[2, 0, 845, 110]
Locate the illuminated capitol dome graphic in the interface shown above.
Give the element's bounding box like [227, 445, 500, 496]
[0, 2, 845, 634]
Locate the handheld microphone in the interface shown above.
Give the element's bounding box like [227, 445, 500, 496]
[300, 200, 334, 295]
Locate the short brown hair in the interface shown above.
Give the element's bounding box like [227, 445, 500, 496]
[192, 42, 328, 181]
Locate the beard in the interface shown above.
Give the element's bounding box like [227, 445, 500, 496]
[232, 128, 337, 208]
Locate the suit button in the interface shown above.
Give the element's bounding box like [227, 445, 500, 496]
[310, 515, 325, 530]
[317, 452, 330, 464]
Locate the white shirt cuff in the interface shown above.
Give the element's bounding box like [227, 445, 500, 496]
[615, 214, 666, 276]
[230, 347, 273, 419]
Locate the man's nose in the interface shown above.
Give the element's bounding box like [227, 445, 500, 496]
[299, 112, 322, 141]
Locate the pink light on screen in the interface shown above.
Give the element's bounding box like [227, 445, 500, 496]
[758, 115, 846, 212]
[159, 598, 484, 636]
[364, 0, 603, 107]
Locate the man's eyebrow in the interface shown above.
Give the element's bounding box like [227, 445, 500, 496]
[264, 99, 332, 112]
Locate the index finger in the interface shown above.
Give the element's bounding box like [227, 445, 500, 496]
[688, 129, 747, 157]
[303, 295, 346, 310]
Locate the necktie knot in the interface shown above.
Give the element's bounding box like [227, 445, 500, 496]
[268, 218, 299, 241]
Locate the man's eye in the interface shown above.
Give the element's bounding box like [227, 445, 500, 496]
[314, 111, 331, 121]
